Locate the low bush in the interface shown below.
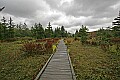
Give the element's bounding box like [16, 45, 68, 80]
[44, 40, 53, 54]
[21, 42, 46, 55]
[74, 37, 80, 41]
[21, 38, 60, 56]
[5, 38, 18, 42]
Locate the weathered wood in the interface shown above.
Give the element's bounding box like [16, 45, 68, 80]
[35, 39, 76, 80]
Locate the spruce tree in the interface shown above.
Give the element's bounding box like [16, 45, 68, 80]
[8, 17, 14, 38]
[31, 23, 45, 39]
[61, 26, 65, 37]
[37, 23, 44, 39]
[45, 22, 53, 38]
[75, 30, 79, 37]
[1, 17, 8, 39]
[79, 25, 88, 44]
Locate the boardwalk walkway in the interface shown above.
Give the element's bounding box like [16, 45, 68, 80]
[35, 40, 76, 80]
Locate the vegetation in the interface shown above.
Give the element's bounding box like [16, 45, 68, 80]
[0, 41, 50, 80]
[66, 38, 120, 80]
[0, 17, 70, 41]
[0, 12, 120, 80]
[79, 25, 88, 44]
[0, 38, 59, 80]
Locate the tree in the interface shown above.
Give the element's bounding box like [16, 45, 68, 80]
[97, 27, 113, 45]
[0, 6, 5, 12]
[0, 17, 8, 39]
[111, 26, 120, 37]
[37, 23, 45, 39]
[54, 27, 60, 38]
[14, 23, 25, 37]
[31, 23, 45, 39]
[75, 30, 79, 37]
[45, 22, 53, 38]
[8, 17, 15, 38]
[61, 26, 65, 37]
[0, 22, 3, 40]
[79, 25, 88, 44]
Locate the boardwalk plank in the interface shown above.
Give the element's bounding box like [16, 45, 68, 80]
[38, 40, 75, 80]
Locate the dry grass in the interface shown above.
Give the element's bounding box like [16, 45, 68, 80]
[0, 42, 50, 80]
[68, 39, 120, 80]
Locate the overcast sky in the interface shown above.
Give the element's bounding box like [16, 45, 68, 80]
[0, 0, 120, 33]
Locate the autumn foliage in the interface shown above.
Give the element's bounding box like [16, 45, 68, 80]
[21, 38, 59, 55]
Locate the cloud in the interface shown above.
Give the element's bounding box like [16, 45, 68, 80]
[0, 0, 120, 33]
[60, 0, 119, 17]
[1, 0, 50, 18]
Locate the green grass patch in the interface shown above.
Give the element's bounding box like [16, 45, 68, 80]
[68, 40, 120, 80]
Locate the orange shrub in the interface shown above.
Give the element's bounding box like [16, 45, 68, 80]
[21, 42, 46, 55]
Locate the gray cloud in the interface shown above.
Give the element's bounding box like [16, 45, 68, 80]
[0, 0, 49, 18]
[60, 0, 120, 17]
[0, 0, 120, 33]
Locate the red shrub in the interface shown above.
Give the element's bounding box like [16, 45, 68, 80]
[21, 42, 46, 55]
[110, 38, 120, 43]
[53, 38, 59, 43]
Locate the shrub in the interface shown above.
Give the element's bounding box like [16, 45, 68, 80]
[5, 38, 18, 42]
[21, 42, 46, 55]
[74, 37, 80, 41]
[21, 38, 59, 55]
[44, 40, 53, 54]
[52, 45, 57, 53]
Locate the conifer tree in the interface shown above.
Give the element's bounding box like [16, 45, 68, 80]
[75, 30, 79, 37]
[44, 22, 53, 38]
[61, 26, 65, 37]
[1, 17, 8, 39]
[79, 25, 88, 44]
[31, 23, 45, 39]
[37, 23, 44, 39]
[8, 17, 14, 38]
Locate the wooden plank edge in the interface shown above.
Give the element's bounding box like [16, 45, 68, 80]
[67, 49, 76, 80]
[34, 53, 54, 80]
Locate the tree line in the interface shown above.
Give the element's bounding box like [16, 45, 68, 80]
[0, 16, 119, 43]
[74, 25, 120, 44]
[0, 17, 70, 40]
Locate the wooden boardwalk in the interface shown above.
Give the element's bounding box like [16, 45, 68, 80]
[35, 40, 76, 80]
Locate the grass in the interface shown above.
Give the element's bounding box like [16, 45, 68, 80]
[68, 39, 120, 80]
[0, 42, 51, 80]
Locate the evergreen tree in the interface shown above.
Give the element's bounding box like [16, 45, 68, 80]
[31, 23, 45, 39]
[79, 25, 88, 44]
[1, 17, 8, 39]
[54, 27, 61, 37]
[45, 22, 53, 38]
[0, 22, 3, 40]
[61, 26, 65, 37]
[97, 27, 112, 44]
[37, 23, 44, 39]
[8, 17, 15, 38]
[14, 23, 24, 37]
[111, 26, 120, 37]
[22, 23, 31, 37]
[75, 30, 79, 37]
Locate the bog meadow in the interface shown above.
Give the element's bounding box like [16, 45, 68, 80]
[0, 1, 120, 80]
